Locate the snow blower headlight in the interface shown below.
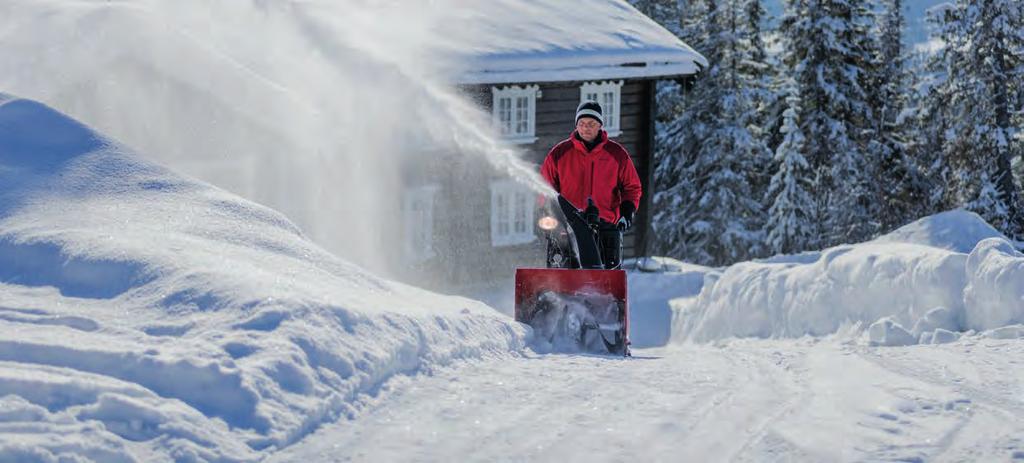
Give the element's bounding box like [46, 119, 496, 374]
[537, 216, 559, 231]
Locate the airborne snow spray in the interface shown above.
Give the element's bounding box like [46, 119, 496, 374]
[0, 0, 551, 289]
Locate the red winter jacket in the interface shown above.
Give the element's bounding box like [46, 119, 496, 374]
[540, 130, 642, 224]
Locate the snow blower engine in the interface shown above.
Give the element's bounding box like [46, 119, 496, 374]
[515, 195, 630, 356]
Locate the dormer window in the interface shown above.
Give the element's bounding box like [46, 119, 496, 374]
[580, 81, 623, 137]
[492, 85, 539, 144]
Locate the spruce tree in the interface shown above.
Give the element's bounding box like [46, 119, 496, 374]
[765, 86, 817, 254]
[645, 0, 703, 257]
[871, 0, 929, 231]
[651, 0, 769, 265]
[739, 0, 775, 229]
[780, 0, 879, 247]
[904, 51, 947, 216]
[931, 0, 1024, 237]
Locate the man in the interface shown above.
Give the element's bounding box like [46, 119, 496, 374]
[540, 101, 642, 269]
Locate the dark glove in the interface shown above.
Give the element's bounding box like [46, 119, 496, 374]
[584, 198, 600, 225]
[618, 201, 635, 231]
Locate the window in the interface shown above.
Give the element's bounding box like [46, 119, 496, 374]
[490, 180, 535, 246]
[492, 85, 539, 144]
[580, 81, 623, 137]
[403, 185, 439, 262]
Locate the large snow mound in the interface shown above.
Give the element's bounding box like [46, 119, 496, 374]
[672, 212, 1024, 344]
[871, 209, 1006, 253]
[0, 97, 526, 461]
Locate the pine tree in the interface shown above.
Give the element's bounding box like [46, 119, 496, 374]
[870, 0, 929, 231]
[632, 0, 687, 36]
[645, 0, 702, 257]
[765, 86, 817, 254]
[780, 0, 879, 247]
[738, 0, 771, 118]
[969, 171, 1011, 231]
[650, 0, 769, 265]
[904, 51, 947, 216]
[931, 0, 1024, 237]
[738, 0, 775, 227]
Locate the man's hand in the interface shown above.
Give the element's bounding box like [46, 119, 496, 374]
[618, 201, 635, 231]
[585, 198, 600, 225]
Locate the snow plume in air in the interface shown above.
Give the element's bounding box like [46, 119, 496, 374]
[0, 0, 549, 279]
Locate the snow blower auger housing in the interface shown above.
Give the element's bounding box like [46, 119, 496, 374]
[515, 195, 630, 356]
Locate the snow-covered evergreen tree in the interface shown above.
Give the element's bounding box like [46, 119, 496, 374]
[632, 0, 687, 36]
[780, 0, 880, 247]
[641, 0, 700, 258]
[738, 0, 771, 120]
[765, 86, 817, 254]
[970, 172, 1011, 231]
[738, 0, 775, 222]
[870, 0, 929, 231]
[929, 0, 1024, 237]
[969, 171, 1011, 231]
[652, 0, 770, 265]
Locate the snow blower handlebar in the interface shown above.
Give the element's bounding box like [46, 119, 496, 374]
[555, 196, 604, 269]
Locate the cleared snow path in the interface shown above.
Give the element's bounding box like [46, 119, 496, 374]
[273, 340, 1024, 462]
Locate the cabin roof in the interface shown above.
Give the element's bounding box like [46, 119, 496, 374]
[437, 0, 708, 85]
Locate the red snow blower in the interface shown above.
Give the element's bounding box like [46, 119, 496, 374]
[515, 195, 630, 356]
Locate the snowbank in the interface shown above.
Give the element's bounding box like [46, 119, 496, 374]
[625, 257, 710, 347]
[963, 238, 1024, 331]
[670, 210, 1024, 344]
[0, 97, 526, 461]
[871, 209, 1006, 253]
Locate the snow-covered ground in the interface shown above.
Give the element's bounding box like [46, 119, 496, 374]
[276, 220, 1024, 461]
[4, 96, 1024, 461]
[274, 340, 1024, 462]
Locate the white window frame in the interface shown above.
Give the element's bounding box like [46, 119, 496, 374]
[492, 85, 539, 144]
[402, 185, 440, 262]
[490, 179, 535, 247]
[580, 80, 623, 138]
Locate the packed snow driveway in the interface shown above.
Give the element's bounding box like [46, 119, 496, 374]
[271, 339, 1024, 462]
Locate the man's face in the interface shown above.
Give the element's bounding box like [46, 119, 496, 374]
[576, 118, 601, 142]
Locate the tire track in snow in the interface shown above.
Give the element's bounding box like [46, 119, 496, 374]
[853, 343, 1024, 462]
[673, 345, 808, 461]
[273, 340, 1024, 462]
[272, 345, 812, 462]
[728, 348, 812, 462]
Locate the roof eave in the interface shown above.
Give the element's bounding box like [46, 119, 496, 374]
[451, 60, 705, 86]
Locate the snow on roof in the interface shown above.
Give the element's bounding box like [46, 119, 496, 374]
[437, 0, 708, 85]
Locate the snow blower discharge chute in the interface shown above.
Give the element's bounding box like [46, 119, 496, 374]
[515, 195, 630, 356]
